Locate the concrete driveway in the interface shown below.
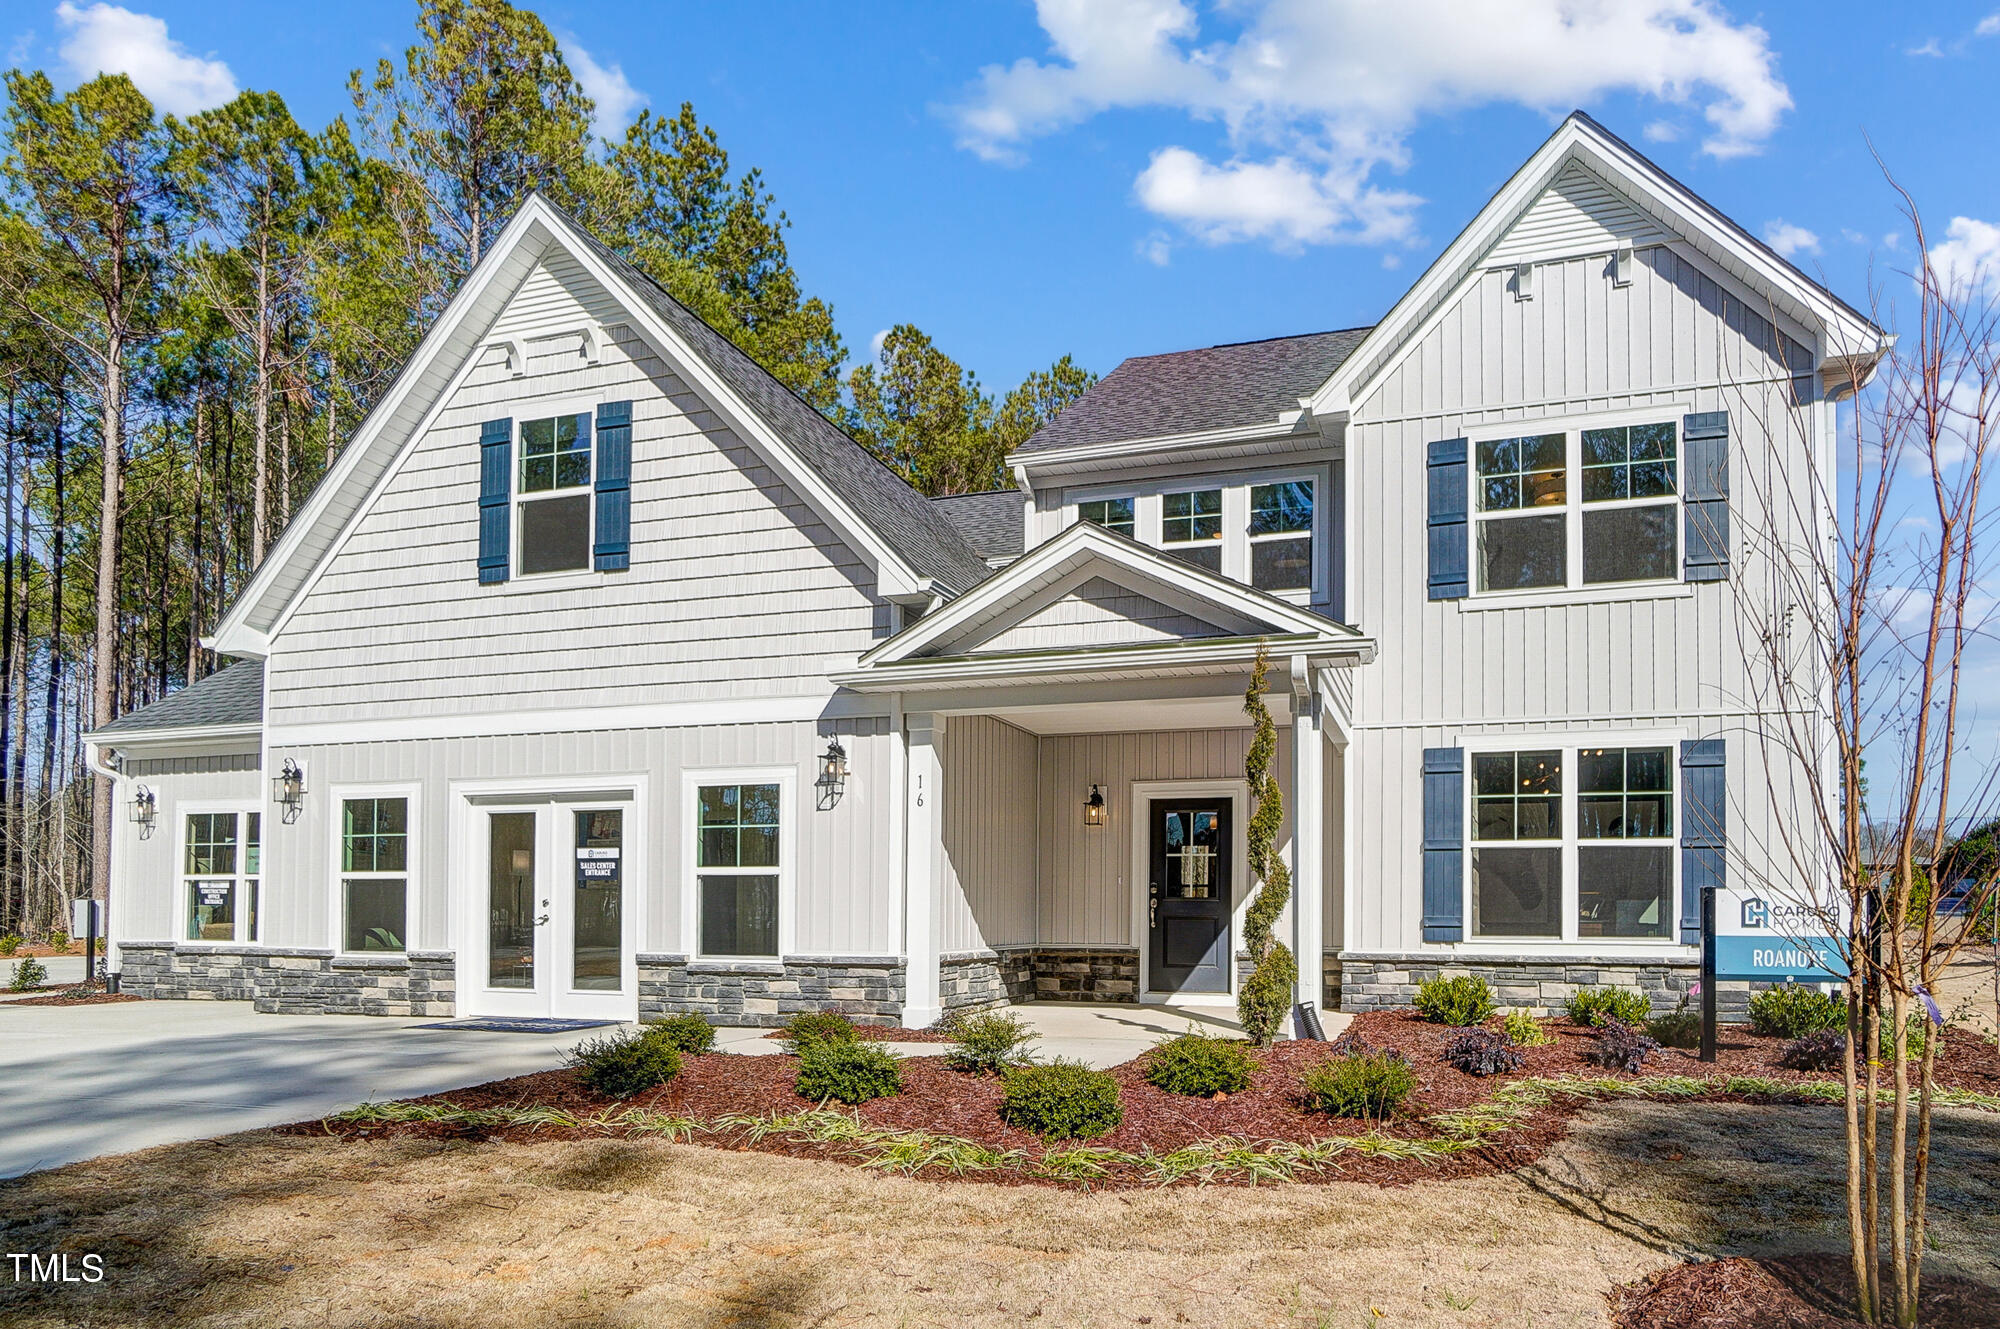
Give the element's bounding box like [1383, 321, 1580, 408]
[0, 1000, 584, 1178]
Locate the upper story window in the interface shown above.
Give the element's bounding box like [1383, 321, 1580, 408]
[1249, 481, 1313, 592]
[1078, 497, 1134, 538]
[518, 413, 592, 574]
[1161, 489, 1223, 572]
[1067, 473, 1320, 598]
[1475, 420, 1678, 594]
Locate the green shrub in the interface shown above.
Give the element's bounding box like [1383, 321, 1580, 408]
[1646, 1001, 1702, 1050]
[1413, 975, 1496, 1026]
[0, 933, 20, 956]
[779, 1010, 858, 1053]
[1502, 1009, 1553, 1047]
[999, 1059, 1123, 1139]
[1747, 984, 1844, 1039]
[1143, 1031, 1254, 1096]
[9, 955, 47, 992]
[944, 1009, 1038, 1074]
[48, 930, 69, 953]
[567, 1027, 682, 1097]
[795, 1040, 903, 1105]
[1879, 1014, 1932, 1062]
[1565, 987, 1652, 1028]
[645, 1013, 716, 1056]
[1300, 1048, 1416, 1119]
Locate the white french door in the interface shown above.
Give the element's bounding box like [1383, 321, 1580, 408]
[471, 797, 637, 1020]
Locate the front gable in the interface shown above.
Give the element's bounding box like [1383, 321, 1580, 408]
[955, 576, 1237, 657]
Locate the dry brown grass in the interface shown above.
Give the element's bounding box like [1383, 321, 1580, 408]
[1, 1102, 1994, 1328]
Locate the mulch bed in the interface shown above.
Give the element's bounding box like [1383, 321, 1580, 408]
[759, 1025, 952, 1043]
[6, 988, 142, 1006]
[285, 1010, 2000, 1189]
[1613, 1254, 2000, 1329]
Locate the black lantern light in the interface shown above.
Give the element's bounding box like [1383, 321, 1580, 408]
[1083, 784, 1106, 827]
[129, 783, 157, 837]
[273, 758, 307, 824]
[815, 739, 849, 810]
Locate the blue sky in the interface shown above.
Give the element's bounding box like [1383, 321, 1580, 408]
[8, 0, 2000, 392]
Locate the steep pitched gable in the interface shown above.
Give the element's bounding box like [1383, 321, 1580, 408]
[210, 196, 984, 658]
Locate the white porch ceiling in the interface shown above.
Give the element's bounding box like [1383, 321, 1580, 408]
[949, 691, 1292, 736]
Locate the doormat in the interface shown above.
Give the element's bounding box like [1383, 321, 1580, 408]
[415, 1017, 618, 1033]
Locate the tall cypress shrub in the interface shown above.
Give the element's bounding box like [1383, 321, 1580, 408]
[1238, 645, 1296, 1046]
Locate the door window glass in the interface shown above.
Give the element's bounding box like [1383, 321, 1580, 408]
[573, 809, 623, 991]
[488, 811, 537, 988]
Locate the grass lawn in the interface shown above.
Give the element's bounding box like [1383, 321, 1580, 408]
[3, 1097, 1997, 1328]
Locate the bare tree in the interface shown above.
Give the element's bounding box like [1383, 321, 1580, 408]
[1734, 182, 1999, 1325]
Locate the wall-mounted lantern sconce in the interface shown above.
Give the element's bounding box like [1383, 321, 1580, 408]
[1083, 784, 1106, 828]
[130, 784, 157, 838]
[273, 758, 308, 825]
[816, 738, 849, 811]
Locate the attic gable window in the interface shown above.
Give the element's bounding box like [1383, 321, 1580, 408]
[1161, 488, 1223, 572]
[518, 413, 592, 574]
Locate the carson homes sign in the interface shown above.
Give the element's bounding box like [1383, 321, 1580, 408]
[1712, 884, 1847, 982]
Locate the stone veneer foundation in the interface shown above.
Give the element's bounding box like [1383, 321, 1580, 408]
[637, 955, 906, 1026]
[1336, 952, 1751, 1018]
[117, 943, 456, 1016]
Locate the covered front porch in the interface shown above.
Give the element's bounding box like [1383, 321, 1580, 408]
[834, 521, 1372, 1029]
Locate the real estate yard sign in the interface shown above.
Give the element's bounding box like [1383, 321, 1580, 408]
[1711, 883, 1847, 982]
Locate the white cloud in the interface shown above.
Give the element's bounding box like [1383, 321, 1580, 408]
[1928, 216, 2000, 293]
[1906, 38, 1943, 58]
[1763, 220, 1820, 259]
[868, 328, 892, 361]
[1840, 228, 1867, 245]
[1642, 119, 1681, 143]
[53, 1, 235, 116]
[1978, 13, 2000, 37]
[563, 36, 645, 142]
[1137, 231, 1173, 266]
[952, 0, 1792, 250]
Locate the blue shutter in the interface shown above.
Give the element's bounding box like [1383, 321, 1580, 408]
[1683, 411, 1730, 582]
[477, 418, 512, 584]
[1427, 438, 1469, 600]
[593, 400, 632, 571]
[1422, 747, 1465, 941]
[1680, 739, 1726, 945]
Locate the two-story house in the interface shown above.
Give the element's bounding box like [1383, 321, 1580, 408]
[86, 113, 1884, 1027]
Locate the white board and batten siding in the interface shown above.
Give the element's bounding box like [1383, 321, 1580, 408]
[1344, 221, 1825, 956]
[108, 752, 263, 944]
[264, 251, 888, 728]
[937, 715, 1039, 954]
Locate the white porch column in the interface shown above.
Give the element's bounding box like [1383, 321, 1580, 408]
[901, 711, 944, 1029]
[1290, 659, 1325, 1017]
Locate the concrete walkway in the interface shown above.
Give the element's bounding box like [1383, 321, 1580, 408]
[0, 1000, 583, 1178]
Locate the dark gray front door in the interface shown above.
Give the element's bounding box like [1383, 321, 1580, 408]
[1148, 800, 1231, 993]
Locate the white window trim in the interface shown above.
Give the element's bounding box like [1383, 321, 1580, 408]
[1065, 463, 1328, 604]
[1459, 728, 1687, 953]
[681, 767, 799, 963]
[177, 801, 263, 947]
[512, 397, 601, 582]
[327, 782, 422, 959]
[1468, 404, 1692, 602]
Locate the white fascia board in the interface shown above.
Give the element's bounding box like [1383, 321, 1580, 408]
[834, 633, 1371, 692]
[857, 521, 1359, 667]
[86, 721, 265, 753]
[211, 203, 556, 656]
[546, 219, 928, 599]
[1306, 116, 1886, 418]
[1007, 417, 1323, 478]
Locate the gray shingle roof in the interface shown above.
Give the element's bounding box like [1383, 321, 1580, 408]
[930, 489, 1025, 562]
[563, 215, 991, 594]
[1015, 327, 1373, 455]
[95, 659, 264, 737]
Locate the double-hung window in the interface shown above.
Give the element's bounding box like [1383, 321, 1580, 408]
[1248, 480, 1314, 591]
[1474, 419, 1679, 593]
[697, 782, 781, 957]
[1161, 488, 1223, 572]
[341, 797, 409, 953]
[1469, 744, 1676, 941]
[184, 811, 260, 943]
[517, 413, 592, 574]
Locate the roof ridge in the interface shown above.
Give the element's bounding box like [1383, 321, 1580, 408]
[1126, 324, 1376, 360]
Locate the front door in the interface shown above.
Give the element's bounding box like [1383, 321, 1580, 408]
[1148, 800, 1232, 993]
[473, 799, 635, 1019]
